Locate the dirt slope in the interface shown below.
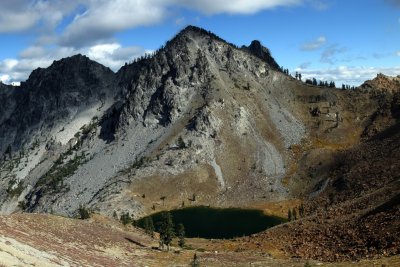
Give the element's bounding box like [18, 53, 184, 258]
[1, 213, 399, 267]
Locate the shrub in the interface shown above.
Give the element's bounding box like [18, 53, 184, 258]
[177, 223, 185, 248]
[120, 212, 132, 225]
[78, 205, 91, 219]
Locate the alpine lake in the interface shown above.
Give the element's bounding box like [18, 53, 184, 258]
[137, 206, 286, 239]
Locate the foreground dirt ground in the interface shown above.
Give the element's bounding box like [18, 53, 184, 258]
[0, 213, 399, 267]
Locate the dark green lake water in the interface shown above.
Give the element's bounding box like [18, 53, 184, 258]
[137, 206, 285, 239]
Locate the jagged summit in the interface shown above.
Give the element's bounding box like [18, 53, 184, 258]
[176, 26, 280, 70]
[243, 40, 280, 71]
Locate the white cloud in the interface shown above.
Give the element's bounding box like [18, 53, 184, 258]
[0, 11, 38, 32]
[0, 74, 11, 84]
[87, 43, 147, 70]
[19, 46, 46, 59]
[2, 59, 19, 71]
[59, 0, 167, 47]
[176, 0, 302, 15]
[296, 65, 400, 86]
[1, 0, 306, 44]
[0, 0, 81, 33]
[301, 36, 327, 51]
[59, 0, 304, 47]
[396, 51, 400, 56]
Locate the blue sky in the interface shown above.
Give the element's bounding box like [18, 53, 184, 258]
[0, 0, 399, 86]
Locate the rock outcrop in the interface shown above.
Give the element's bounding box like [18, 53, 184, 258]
[242, 40, 281, 71]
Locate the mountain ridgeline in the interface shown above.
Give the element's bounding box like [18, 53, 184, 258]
[0, 25, 399, 261]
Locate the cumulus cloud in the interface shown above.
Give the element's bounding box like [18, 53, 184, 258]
[57, 0, 304, 47]
[0, 0, 81, 33]
[301, 36, 327, 51]
[176, 0, 302, 15]
[59, 0, 167, 47]
[0, 0, 39, 32]
[86, 43, 148, 70]
[1, 0, 307, 46]
[296, 65, 400, 86]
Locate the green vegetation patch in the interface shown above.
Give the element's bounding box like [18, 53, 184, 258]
[37, 153, 86, 191]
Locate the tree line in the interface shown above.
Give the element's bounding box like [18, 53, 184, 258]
[280, 66, 357, 90]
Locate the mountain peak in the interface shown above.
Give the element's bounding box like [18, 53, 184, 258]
[243, 40, 280, 71]
[179, 25, 217, 37]
[173, 25, 232, 45]
[174, 26, 280, 70]
[25, 53, 113, 86]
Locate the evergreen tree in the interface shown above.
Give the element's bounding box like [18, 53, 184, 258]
[120, 212, 132, 225]
[78, 205, 90, 220]
[312, 78, 318, 86]
[292, 208, 297, 220]
[5, 145, 11, 159]
[176, 136, 186, 149]
[158, 211, 175, 250]
[177, 223, 185, 248]
[144, 217, 155, 237]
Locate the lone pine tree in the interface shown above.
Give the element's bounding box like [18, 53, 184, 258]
[158, 211, 175, 250]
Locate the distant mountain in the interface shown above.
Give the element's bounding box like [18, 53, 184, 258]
[0, 54, 118, 153]
[0, 25, 399, 261]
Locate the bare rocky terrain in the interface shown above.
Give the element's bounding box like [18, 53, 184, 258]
[0, 26, 399, 265]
